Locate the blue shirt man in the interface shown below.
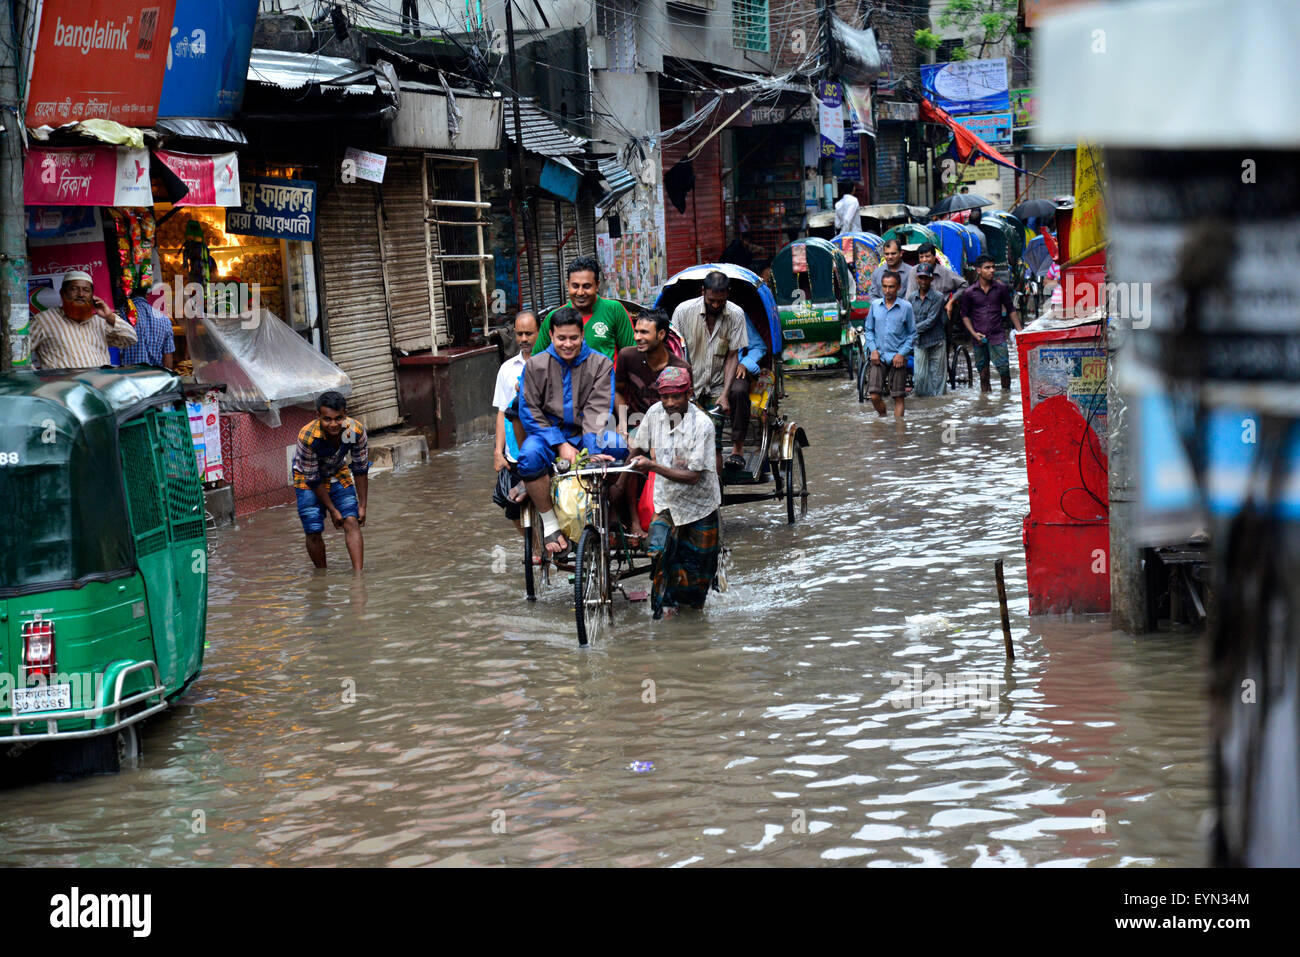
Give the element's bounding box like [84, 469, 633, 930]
[121, 297, 176, 369]
[863, 296, 916, 363]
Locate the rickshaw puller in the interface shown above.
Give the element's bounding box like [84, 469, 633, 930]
[518, 308, 627, 555]
[669, 270, 752, 470]
[613, 309, 689, 542]
[628, 366, 722, 620]
[293, 391, 370, 571]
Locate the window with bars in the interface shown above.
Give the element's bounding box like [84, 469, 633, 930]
[732, 0, 769, 52]
[597, 0, 637, 73]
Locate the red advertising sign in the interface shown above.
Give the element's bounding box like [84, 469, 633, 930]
[26, 0, 178, 128]
[23, 146, 153, 206]
[155, 150, 240, 206]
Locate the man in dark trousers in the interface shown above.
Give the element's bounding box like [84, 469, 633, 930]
[958, 254, 1022, 392]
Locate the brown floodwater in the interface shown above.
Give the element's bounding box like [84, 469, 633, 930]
[0, 367, 1212, 866]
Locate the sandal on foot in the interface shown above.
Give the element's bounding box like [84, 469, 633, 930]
[543, 530, 570, 557]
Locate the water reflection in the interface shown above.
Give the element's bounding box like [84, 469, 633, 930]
[0, 369, 1210, 866]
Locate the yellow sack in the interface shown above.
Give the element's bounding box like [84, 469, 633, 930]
[551, 473, 590, 544]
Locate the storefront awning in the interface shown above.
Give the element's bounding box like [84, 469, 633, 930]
[155, 118, 248, 147]
[247, 49, 398, 100]
[503, 98, 588, 157]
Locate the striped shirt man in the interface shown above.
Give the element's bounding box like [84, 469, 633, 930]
[30, 307, 138, 370]
[121, 297, 176, 368]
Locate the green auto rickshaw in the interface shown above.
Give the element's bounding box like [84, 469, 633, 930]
[0, 367, 207, 775]
[772, 237, 855, 373]
[979, 211, 1028, 287]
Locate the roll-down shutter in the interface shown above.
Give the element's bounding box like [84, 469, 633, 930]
[317, 180, 402, 430]
[537, 198, 563, 312]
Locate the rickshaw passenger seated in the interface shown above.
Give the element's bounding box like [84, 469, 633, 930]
[670, 270, 752, 471]
[518, 307, 627, 555]
[738, 314, 769, 377]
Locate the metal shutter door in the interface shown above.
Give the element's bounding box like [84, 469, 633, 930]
[317, 181, 403, 430]
[537, 198, 563, 312]
[381, 153, 444, 352]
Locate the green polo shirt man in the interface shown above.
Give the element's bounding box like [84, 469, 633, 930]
[532, 256, 634, 360]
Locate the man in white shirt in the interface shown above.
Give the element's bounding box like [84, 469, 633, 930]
[834, 183, 860, 237]
[669, 270, 752, 471]
[629, 366, 723, 620]
[492, 311, 538, 527]
[30, 271, 137, 369]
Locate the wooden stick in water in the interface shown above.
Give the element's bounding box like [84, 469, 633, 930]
[996, 559, 1014, 662]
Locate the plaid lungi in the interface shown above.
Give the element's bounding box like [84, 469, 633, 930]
[647, 508, 720, 620]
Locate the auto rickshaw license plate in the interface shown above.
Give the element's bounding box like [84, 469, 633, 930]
[12, 683, 72, 715]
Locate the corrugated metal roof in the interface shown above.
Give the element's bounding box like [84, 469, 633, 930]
[502, 98, 587, 157]
[155, 118, 248, 145]
[596, 156, 637, 212]
[247, 48, 396, 99]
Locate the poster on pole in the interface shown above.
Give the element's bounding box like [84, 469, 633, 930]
[818, 81, 845, 154]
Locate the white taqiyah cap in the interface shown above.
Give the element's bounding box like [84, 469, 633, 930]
[60, 270, 93, 286]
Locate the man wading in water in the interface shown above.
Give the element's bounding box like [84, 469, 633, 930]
[292, 391, 371, 571]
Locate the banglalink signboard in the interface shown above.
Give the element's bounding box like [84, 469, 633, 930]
[26, 0, 178, 128]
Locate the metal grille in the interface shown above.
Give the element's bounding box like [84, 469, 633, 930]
[732, 0, 769, 52]
[597, 0, 637, 73]
[428, 157, 490, 346]
[155, 412, 206, 543]
[119, 419, 168, 556]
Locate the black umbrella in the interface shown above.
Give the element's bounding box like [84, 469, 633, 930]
[928, 191, 993, 218]
[1011, 197, 1062, 221]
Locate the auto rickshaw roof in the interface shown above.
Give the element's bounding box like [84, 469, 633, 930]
[0, 367, 185, 427]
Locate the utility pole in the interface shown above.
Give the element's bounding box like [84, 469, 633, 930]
[505, 0, 539, 313]
[0, 0, 29, 372]
[820, 0, 836, 82]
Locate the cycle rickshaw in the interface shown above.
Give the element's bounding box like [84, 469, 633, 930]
[771, 238, 855, 375]
[656, 263, 809, 524]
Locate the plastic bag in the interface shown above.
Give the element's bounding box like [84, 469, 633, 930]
[551, 473, 590, 544]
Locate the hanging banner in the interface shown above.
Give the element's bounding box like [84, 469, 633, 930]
[818, 81, 845, 153]
[835, 135, 862, 182]
[920, 58, 1010, 115]
[155, 150, 240, 206]
[25, 206, 103, 241]
[226, 177, 318, 241]
[1072, 141, 1107, 260]
[845, 85, 875, 136]
[26, 0, 179, 128]
[158, 0, 259, 119]
[23, 146, 153, 206]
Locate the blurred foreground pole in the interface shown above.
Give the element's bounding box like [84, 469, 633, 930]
[1037, 0, 1300, 865]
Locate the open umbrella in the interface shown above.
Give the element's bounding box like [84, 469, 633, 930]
[1011, 197, 1063, 221]
[928, 192, 992, 218]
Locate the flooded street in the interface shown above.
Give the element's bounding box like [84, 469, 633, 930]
[0, 369, 1211, 867]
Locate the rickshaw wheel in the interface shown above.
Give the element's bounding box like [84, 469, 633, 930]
[573, 526, 606, 646]
[783, 446, 808, 524]
[856, 358, 870, 403]
[950, 344, 974, 388]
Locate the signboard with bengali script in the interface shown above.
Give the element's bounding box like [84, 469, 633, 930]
[26, 0, 178, 128]
[226, 177, 318, 241]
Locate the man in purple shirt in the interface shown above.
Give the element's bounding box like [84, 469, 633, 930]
[958, 254, 1022, 392]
